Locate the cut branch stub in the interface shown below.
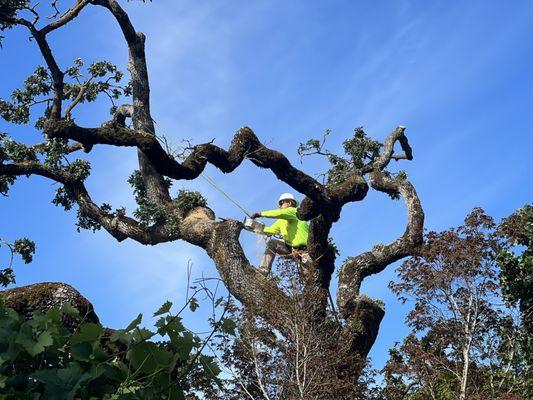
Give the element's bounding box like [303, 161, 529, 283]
[1, 282, 99, 327]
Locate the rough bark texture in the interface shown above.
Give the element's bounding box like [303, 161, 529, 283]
[1, 282, 99, 324]
[1, 0, 425, 392]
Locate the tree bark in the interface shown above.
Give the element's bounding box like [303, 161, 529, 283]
[1, 3, 426, 393]
[1, 282, 99, 327]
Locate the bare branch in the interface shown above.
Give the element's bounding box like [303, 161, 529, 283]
[44, 120, 345, 216]
[14, 21, 64, 119]
[63, 79, 92, 118]
[41, 0, 93, 35]
[334, 126, 423, 358]
[92, 0, 170, 205]
[30, 141, 84, 154]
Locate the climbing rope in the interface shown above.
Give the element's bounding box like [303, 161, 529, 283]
[150, 120, 338, 318]
[200, 173, 252, 218]
[151, 119, 252, 218]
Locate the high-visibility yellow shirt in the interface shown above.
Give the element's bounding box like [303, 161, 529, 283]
[261, 207, 309, 247]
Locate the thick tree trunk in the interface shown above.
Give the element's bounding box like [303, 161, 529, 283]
[0, 1, 426, 395]
[1, 282, 99, 328]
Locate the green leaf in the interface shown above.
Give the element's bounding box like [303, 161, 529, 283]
[132, 327, 154, 341]
[109, 329, 131, 345]
[153, 301, 173, 317]
[127, 342, 172, 375]
[189, 297, 199, 312]
[176, 331, 194, 361]
[199, 355, 223, 389]
[61, 303, 80, 318]
[220, 317, 237, 336]
[168, 385, 185, 400]
[70, 323, 103, 345]
[36, 330, 53, 349]
[92, 346, 110, 362]
[43, 307, 62, 326]
[17, 325, 53, 356]
[71, 342, 92, 361]
[125, 313, 142, 332]
[32, 362, 91, 400]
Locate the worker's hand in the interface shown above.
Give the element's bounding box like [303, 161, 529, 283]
[251, 212, 261, 219]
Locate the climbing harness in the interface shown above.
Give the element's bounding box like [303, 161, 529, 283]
[151, 121, 338, 318]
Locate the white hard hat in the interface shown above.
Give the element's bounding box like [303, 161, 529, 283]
[278, 193, 298, 206]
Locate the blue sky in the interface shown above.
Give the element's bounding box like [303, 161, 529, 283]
[1, 0, 532, 370]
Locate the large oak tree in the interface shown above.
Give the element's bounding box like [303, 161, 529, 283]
[0, 0, 424, 394]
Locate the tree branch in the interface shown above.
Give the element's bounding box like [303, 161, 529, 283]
[335, 126, 424, 357]
[93, 0, 170, 205]
[40, 0, 93, 35]
[64, 79, 91, 118]
[15, 20, 64, 119]
[0, 161, 176, 244]
[1, 158, 291, 331]
[44, 120, 348, 217]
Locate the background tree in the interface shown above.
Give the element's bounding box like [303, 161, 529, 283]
[210, 258, 379, 399]
[384, 208, 527, 400]
[497, 203, 533, 395]
[0, 0, 424, 394]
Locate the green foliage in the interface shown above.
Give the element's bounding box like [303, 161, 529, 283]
[497, 203, 533, 393]
[0, 132, 37, 164]
[0, 58, 130, 129]
[298, 127, 382, 185]
[128, 170, 163, 224]
[498, 204, 533, 310]
[62, 59, 131, 117]
[52, 186, 76, 211]
[128, 170, 206, 227]
[0, 175, 16, 197]
[0, 298, 225, 399]
[65, 160, 91, 182]
[0, 66, 50, 126]
[0, 1, 29, 46]
[173, 189, 207, 216]
[342, 127, 382, 169]
[0, 130, 90, 200]
[12, 238, 35, 264]
[0, 138, 37, 162]
[0, 236, 35, 287]
[42, 138, 70, 167]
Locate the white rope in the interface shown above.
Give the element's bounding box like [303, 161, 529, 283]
[152, 119, 252, 218]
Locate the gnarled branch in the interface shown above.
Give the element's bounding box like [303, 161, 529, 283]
[44, 119, 373, 219]
[336, 126, 424, 357]
[0, 161, 176, 244]
[93, 0, 170, 206]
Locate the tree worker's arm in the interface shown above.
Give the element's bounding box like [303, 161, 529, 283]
[263, 220, 281, 236]
[259, 207, 298, 221]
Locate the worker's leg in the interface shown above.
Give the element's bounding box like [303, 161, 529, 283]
[258, 238, 291, 276]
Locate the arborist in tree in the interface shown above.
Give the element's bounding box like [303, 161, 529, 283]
[251, 193, 310, 276]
